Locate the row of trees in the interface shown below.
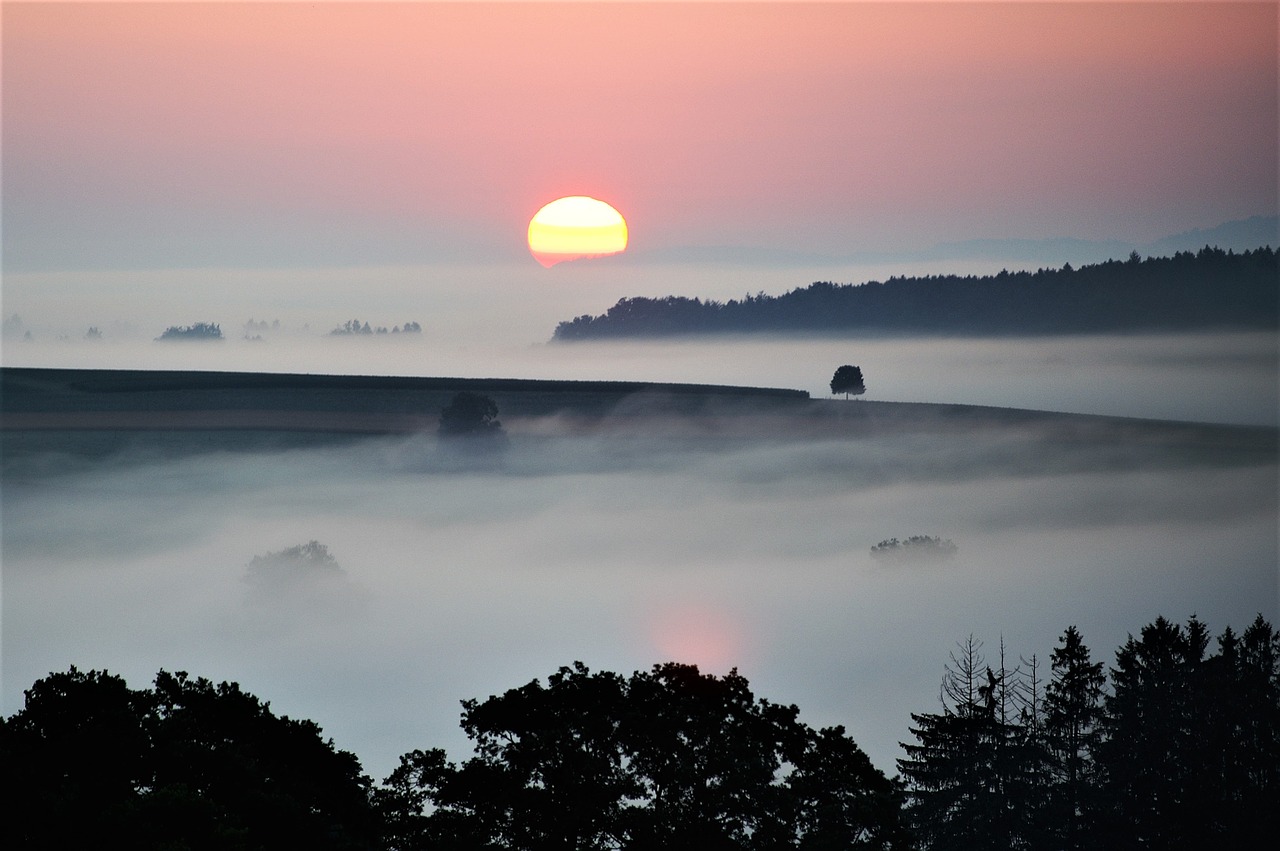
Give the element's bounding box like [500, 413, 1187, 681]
[552, 246, 1278, 339]
[3, 614, 1275, 849]
[898, 615, 1279, 850]
[150, 319, 425, 342]
[330, 320, 423, 336]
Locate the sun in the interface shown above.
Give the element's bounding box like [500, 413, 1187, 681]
[528, 196, 628, 268]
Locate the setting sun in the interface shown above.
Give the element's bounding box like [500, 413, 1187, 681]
[528, 196, 628, 268]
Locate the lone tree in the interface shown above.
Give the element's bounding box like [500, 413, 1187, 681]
[831, 364, 866, 399]
[438, 391, 504, 440]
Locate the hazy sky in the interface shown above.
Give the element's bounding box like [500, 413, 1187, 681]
[4, 1, 1276, 273]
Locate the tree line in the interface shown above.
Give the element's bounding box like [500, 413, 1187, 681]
[3, 613, 1275, 849]
[552, 246, 1278, 340]
[897, 614, 1279, 850]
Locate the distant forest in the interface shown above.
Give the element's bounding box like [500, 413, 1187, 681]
[552, 246, 1278, 340]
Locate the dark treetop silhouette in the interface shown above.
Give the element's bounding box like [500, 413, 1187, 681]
[898, 615, 1280, 851]
[0, 668, 379, 850]
[830, 365, 866, 399]
[375, 662, 909, 851]
[4, 614, 1275, 850]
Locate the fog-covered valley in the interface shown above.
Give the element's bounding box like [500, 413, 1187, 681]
[3, 392, 1274, 780]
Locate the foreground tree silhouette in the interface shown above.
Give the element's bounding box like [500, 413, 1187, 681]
[830, 365, 866, 399]
[902, 616, 1280, 851]
[1042, 626, 1106, 850]
[376, 662, 909, 850]
[0, 667, 378, 850]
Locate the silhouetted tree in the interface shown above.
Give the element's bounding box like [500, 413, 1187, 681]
[0, 667, 378, 851]
[898, 636, 1011, 851]
[1094, 616, 1207, 849]
[830, 364, 866, 399]
[1042, 626, 1106, 850]
[1215, 615, 1280, 845]
[378, 662, 909, 850]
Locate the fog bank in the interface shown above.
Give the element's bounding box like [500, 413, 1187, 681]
[4, 410, 1274, 779]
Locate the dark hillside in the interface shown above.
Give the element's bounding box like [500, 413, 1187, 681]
[3, 367, 1273, 474]
[0, 367, 807, 434]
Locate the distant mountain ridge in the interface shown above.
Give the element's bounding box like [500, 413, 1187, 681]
[553, 245, 1278, 340]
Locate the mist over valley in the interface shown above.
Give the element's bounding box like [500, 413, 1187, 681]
[3, 367, 1275, 782]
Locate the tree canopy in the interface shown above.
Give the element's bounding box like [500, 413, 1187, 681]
[830, 365, 866, 399]
[375, 662, 909, 851]
[0, 668, 379, 851]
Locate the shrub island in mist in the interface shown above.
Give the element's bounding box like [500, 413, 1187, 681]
[155, 322, 224, 342]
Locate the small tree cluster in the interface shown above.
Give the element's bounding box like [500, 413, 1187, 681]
[871, 536, 958, 564]
[156, 322, 223, 341]
[246, 540, 342, 586]
[330, 319, 423, 336]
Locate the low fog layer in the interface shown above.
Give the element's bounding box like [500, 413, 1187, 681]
[3, 407, 1274, 779]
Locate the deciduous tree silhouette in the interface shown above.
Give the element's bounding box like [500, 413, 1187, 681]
[438, 391, 505, 440]
[0, 667, 378, 851]
[377, 662, 909, 850]
[831, 364, 866, 399]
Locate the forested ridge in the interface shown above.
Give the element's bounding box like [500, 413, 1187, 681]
[553, 246, 1278, 340]
[3, 614, 1276, 849]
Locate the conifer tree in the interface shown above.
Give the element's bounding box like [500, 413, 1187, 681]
[1042, 626, 1106, 850]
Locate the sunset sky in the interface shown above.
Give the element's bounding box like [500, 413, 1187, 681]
[4, 1, 1276, 274]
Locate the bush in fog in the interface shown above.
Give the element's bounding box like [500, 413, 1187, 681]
[438, 392, 505, 442]
[330, 319, 422, 336]
[155, 322, 223, 341]
[871, 535, 958, 563]
[246, 540, 342, 586]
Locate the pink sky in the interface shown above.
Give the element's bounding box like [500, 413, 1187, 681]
[3, 1, 1276, 270]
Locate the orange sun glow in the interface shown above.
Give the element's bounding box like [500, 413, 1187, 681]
[527, 196, 628, 267]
